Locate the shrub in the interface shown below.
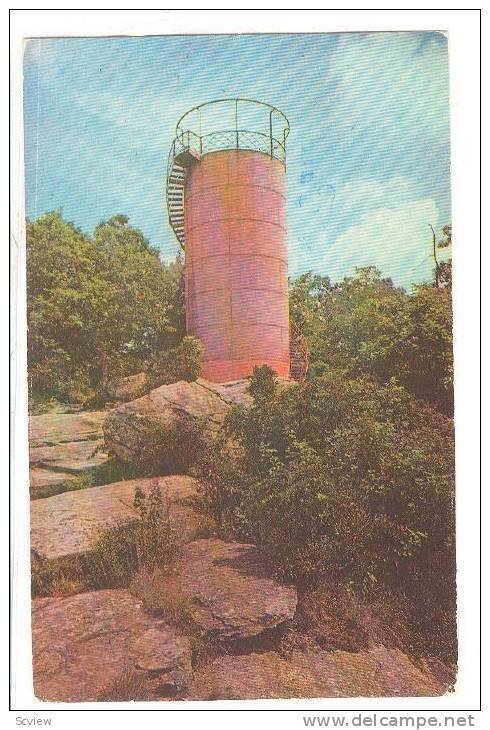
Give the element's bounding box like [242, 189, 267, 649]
[122, 415, 209, 476]
[197, 366, 456, 661]
[83, 483, 177, 589]
[148, 336, 202, 388]
[31, 552, 84, 597]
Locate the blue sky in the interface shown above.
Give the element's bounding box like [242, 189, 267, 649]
[24, 32, 451, 290]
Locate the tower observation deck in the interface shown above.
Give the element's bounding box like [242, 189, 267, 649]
[166, 98, 308, 383]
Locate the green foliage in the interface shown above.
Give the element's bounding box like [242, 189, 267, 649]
[31, 483, 177, 597]
[118, 416, 209, 476]
[393, 284, 453, 414]
[148, 335, 203, 387]
[435, 224, 452, 290]
[32, 483, 177, 596]
[246, 364, 278, 401]
[31, 552, 84, 597]
[27, 212, 186, 404]
[198, 369, 456, 660]
[83, 483, 177, 589]
[28, 393, 64, 416]
[289, 262, 453, 414]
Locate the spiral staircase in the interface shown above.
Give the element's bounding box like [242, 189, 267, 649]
[166, 161, 187, 249]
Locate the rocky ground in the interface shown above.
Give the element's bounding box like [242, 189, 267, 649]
[29, 410, 109, 498]
[29, 379, 450, 703]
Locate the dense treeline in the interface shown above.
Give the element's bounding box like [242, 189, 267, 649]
[27, 212, 199, 407]
[290, 264, 453, 415]
[27, 211, 453, 417]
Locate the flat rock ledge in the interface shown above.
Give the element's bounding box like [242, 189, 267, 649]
[29, 410, 109, 496]
[30, 475, 199, 562]
[103, 378, 252, 466]
[29, 410, 107, 448]
[138, 538, 298, 641]
[32, 589, 192, 702]
[190, 646, 446, 700]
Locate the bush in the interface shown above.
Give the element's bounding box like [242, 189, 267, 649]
[148, 336, 203, 387]
[197, 365, 456, 662]
[32, 483, 178, 595]
[83, 483, 177, 589]
[31, 552, 84, 597]
[122, 415, 209, 476]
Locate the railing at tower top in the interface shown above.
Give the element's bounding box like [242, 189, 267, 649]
[178, 98, 289, 161]
[165, 99, 290, 250]
[166, 99, 290, 184]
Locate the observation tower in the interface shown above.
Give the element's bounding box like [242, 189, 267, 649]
[166, 98, 307, 383]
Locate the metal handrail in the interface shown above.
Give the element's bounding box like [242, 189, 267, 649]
[175, 97, 290, 139]
[165, 100, 290, 250]
[166, 127, 287, 187]
[169, 98, 289, 174]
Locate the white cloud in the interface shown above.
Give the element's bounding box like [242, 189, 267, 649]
[287, 176, 434, 284]
[319, 197, 441, 290]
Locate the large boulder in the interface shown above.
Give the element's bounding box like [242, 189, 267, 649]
[32, 589, 192, 701]
[103, 378, 252, 468]
[134, 538, 297, 641]
[190, 646, 446, 700]
[30, 475, 200, 562]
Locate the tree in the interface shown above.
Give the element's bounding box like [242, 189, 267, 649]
[429, 223, 452, 289]
[393, 283, 453, 414]
[437, 225, 452, 290]
[26, 212, 186, 402]
[289, 263, 453, 414]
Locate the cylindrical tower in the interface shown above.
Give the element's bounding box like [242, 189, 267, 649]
[166, 98, 290, 382]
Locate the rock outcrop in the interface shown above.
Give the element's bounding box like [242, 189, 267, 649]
[30, 439, 107, 474]
[103, 378, 252, 466]
[190, 646, 445, 700]
[30, 475, 199, 562]
[134, 538, 298, 641]
[104, 372, 149, 402]
[29, 410, 107, 448]
[29, 410, 109, 497]
[32, 589, 192, 701]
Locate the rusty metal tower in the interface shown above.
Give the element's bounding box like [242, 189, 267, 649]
[166, 98, 307, 383]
